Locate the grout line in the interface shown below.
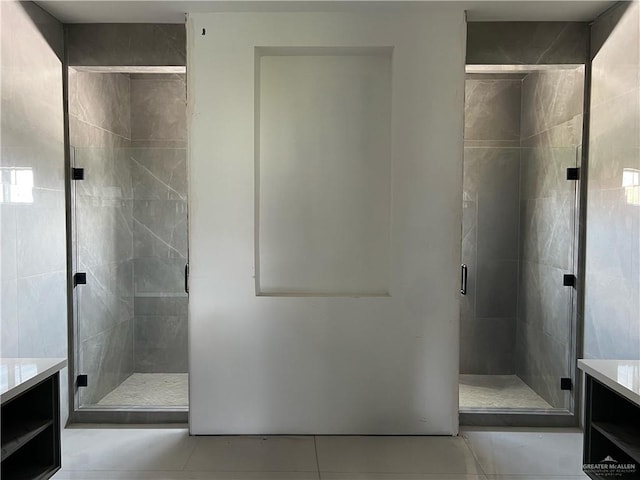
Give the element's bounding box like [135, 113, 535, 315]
[460, 431, 489, 478]
[313, 435, 322, 480]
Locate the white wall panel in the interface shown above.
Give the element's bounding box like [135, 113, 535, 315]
[258, 49, 391, 295]
[188, 9, 466, 435]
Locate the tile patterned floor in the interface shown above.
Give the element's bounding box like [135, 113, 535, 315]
[459, 374, 553, 409]
[52, 426, 589, 479]
[96, 373, 188, 407]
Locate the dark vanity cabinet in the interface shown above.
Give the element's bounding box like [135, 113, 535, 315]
[1, 359, 65, 480]
[580, 360, 640, 480]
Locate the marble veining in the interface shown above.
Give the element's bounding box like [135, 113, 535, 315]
[67, 24, 186, 67]
[466, 22, 589, 65]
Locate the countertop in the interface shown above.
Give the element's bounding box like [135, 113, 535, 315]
[578, 359, 640, 407]
[1, 358, 67, 404]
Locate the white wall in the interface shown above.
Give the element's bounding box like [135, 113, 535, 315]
[188, 8, 466, 434]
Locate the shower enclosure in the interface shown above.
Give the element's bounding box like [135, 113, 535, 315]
[68, 68, 188, 416]
[459, 65, 584, 421]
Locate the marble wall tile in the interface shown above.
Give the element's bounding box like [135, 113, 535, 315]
[1, 279, 19, 357]
[134, 296, 187, 316]
[1, 205, 18, 283]
[134, 315, 188, 373]
[1, 142, 64, 191]
[17, 271, 68, 358]
[133, 258, 186, 295]
[477, 190, 519, 262]
[586, 188, 640, 287]
[69, 116, 130, 149]
[590, 2, 639, 107]
[77, 260, 134, 343]
[518, 261, 572, 343]
[585, 1, 640, 360]
[130, 75, 187, 142]
[475, 260, 519, 318]
[15, 189, 67, 277]
[463, 147, 521, 199]
[130, 148, 187, 200]
[466, 22, 589, 65]
[133, 200, 188, 259]
[76, 199, 133, 268]
[67, 24, 186, 67]
[519, 195, 574, 271]
[515, 319, 571, 409]
[520, 69, 584, 140]
[460, 317, 515, 375]
[519, 144, 579, 201]
[461, 80, 521, 375]
[79, 319, 134, 405]
[515, 65, 583, 406]
[1, 0, 67, 422]
[69, 70, 131, 139]
[584, 273, 640, 360]
[464, 80, 521, 142]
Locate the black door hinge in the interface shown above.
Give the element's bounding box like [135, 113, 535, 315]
[561, 377, 572, 391]
[566, 167, 580, 180]
[72, 168, 85, 180]
[563, 274, 576, 287]
[74, 272, 87, 287]
[77, 374, 88, 387]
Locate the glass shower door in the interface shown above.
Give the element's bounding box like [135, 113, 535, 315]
[72, 146, 188, 410]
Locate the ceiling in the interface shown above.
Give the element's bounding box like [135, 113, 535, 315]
[37, 0, 614, 24]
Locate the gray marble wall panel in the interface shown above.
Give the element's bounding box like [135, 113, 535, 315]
[134, 315, 188, 372]
[129, 74, 188, 373]
[0, 1, 68, 422]
[131, 75, 187, 143]
[69, 70, 131, 139]
[78, 319, 134, 405]
[465, 80, 521, 143]
[520, 69, 585, 140]
[460, 317, 516, 375]
[585, 1, 640, 361]
[515, 67, 584, 409]
[466, 22, 588, 65]
[515, 316, 571, 409]
[66, 24, 186, 67]
[461, 79, 521, 375]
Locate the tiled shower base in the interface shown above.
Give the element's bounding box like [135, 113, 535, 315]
[459, 374, 553, 409]
[97, 373, 188, 407]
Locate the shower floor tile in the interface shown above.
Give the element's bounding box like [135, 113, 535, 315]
[459, 374, 553, 409]
[97, 373, 188, 407]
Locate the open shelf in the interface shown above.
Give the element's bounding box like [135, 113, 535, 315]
[1, 375, 60, 480]
[583, 374, 640, 479]
[592, 421, 640, 463]
[1, 419, 54, 460]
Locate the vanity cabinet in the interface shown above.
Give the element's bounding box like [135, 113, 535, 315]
[1, 358, 66, 480]
[579, 360, 640, 480]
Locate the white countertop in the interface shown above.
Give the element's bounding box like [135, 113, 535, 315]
[1, 358, 67, 404]
[578, 359, 640, 407]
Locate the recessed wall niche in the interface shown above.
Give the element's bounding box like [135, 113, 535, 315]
[256, 47, 393, 296]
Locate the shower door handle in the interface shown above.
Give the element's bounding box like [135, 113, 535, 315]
[184, 263, 189, 294]
[460, 264, 467, 295]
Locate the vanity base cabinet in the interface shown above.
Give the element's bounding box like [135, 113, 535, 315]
[1, 374, 61, 480]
